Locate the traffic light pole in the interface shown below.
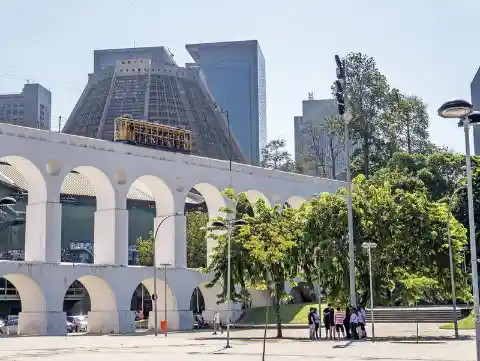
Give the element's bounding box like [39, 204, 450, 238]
[335, 54, 356, 307]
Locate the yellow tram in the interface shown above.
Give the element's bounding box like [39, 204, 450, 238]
[114, 115, 192, 153]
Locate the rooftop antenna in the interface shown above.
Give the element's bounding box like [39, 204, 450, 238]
[308, 92, 314, 100]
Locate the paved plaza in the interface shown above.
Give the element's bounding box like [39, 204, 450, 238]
[0, 325, 476, 361]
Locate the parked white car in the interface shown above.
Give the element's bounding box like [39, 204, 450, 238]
[0, 319, 18, 335]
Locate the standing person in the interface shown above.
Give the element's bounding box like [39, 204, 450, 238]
[350, 308, 359, 340]
[343, 306, 351, 339]
[323, 306, 332, 339]
[329, 305, 335, 336]
[213, 310, 222, 335]
[357, 305, 366, 339]
[334, 307, 345, 339]
[307, 308, 315, 340]
[313, 308, 320, 340]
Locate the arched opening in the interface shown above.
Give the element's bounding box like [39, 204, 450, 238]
[240, 190, 270, 216]
[60, 166, 116, 265]
[285, 196, 306, 209]
[129, 283, 151, 330]
[0, 273, 46, 335]
[63, 275, 118, 333]
[194, 282, 237, 325]
[289, 281, 315, 304]
[0, 156, 46, 262]
[185, 183, 224, 269]
[139, 278, 178, 330]
[127, 176, 175, 267]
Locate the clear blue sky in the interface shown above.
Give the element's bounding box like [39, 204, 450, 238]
[1, 0, 479, 155]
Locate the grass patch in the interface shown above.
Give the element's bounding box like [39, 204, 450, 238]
[440, 313, 474, 329]
[238, 303, 327, 324]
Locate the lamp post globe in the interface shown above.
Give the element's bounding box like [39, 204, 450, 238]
[438, 99, 473, 119]
[0, 197, 17, 206]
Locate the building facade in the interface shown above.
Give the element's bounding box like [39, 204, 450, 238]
[186, 40, 267, 165]
[471, 67, 480, 154]
[0, 83, 51, 130]
[294, 97, 346, 180]
[62, 47, 247, 164]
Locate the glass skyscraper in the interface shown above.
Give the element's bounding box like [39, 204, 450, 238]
[186, 40, 267, 166]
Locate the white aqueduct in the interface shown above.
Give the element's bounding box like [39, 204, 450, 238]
[0, 123, 343, 335]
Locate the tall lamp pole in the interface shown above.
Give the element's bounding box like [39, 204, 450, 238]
[152, 212, 183, 337]
[438, 100, 480, 361]
[211, 219, 247, 349]
[334, 54, 356, 306]
[159, 262, 171, 337]
[447, 185, 466, 339]
[362, 242, 377, 341]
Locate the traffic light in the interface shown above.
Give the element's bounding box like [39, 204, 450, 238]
[334, 54, 346, 115]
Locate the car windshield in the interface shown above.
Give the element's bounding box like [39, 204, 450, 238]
[74, 316, 87, 322]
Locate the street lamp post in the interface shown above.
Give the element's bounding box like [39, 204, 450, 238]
[447, 185, 466, 339]
[313, 246, 322, 339]
[152, 212, 183, 337]
[438, 100, 480, 360]
[362, 242, 377, 341]
[211, 218, 248, 349]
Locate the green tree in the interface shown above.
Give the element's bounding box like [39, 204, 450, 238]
[186, 211, 208, 268]
[342, 52, 390, 178]
[205, 190, 257, 305]
[261, 138, 295, 172]
[239, 201, 303, 337]
[137, 231, 154, 266]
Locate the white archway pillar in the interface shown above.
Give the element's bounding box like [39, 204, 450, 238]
[154, 195, 186, 268]
[25, 201, 62, 263]
[94, 207, 128, 265]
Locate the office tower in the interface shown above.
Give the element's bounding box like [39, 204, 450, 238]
[471, 67, 480, 154]
[62, 46, 247, 163]
[0, 83, 51, 130]
[294, 96, 346, 179]
[186, 40, 267, 165]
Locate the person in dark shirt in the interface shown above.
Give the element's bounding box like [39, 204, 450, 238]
[307, 307, 315, 340]
[323, 305, 332, 339]
[344, 306, 351, 339]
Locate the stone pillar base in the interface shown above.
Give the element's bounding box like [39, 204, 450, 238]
[18, 311, 66, 336]
[147, 310, 194, 331]
[88, 310, 135, 334]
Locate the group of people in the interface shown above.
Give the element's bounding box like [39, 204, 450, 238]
[307, 304, 367, 340]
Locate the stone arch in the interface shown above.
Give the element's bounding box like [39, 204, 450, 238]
[2, 273, 47, 335]
[196, 281, 229, 323]
[64, 166, 116, 211]
[63, 275, 119, 333]
[0, 155, 48, 204]
[139, 278, 178, 330]
[285, 196, 306, 209]
[0, 156, 55, 262]
[60, 166, 117, 265]
[187, 183, 226, 268]
[241, 189, 271, 215]
[128, 175, 176, 267]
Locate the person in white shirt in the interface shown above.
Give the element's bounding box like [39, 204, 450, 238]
[350, 308, 359, 340]
[358, 306, 367, 338]
[213, 310, 222, 335]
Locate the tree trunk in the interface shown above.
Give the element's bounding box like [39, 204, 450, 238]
[329, 138, 336, 179]
[406, 120, 412, 154]
[274, 281, 282, 338]
[363, 132, 369, 178]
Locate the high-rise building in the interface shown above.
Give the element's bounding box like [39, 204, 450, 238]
[294, 96, 346, 179]
[471, 67, 480, 154]
[0, 83, 51, 130]
[62, 46, 247, 163]
[186, 40, 267, 166]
